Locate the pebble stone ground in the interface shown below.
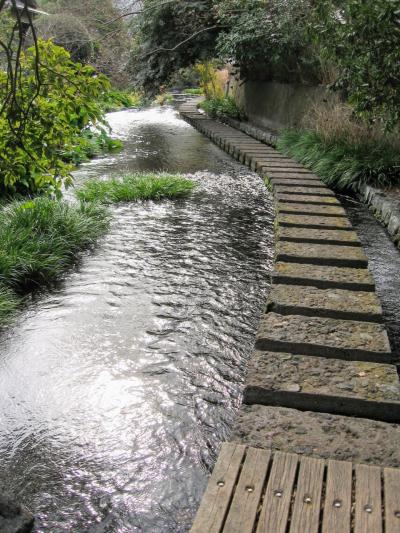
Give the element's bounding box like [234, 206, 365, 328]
[179, 101, 400, 468]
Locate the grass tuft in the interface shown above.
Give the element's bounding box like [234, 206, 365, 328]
[0, 285, 19, 324]
[76, 173, 196, 204]
[277, 129, 400, 191]
[0, 198, 109, 292]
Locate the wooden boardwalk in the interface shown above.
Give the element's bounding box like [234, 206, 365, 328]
[191, 443, 400, 533]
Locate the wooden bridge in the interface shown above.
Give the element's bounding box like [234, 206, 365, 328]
[191, 443, 400, 533]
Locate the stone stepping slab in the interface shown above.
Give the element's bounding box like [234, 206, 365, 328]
[276, 194, 341, 206]
[256, 312, 393, 363]
[272, 262, 375, 291]
[267, 284, 382, 322]
[278, 213, 352, 229]
[231, 404, 400, 467]
[277, 202, 347, 218]
[266, 172, 322, 181]
[271, 179, 327, 188]
[277, 227, 361, 246]
[244, 350, 400, 422]
[274, 186, 336, 197]
[276, 241, 367, 267]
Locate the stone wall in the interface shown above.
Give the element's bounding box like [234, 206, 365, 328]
[227, 78, 334, 132]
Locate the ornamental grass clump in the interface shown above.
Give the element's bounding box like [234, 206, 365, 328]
[277, 130, 400, 191]
[76, 173, 196, 204]
[0, 198, 109, 293]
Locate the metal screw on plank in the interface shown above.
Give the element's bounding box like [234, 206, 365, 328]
[333, 500, 342, 508]
[274, 490, 283, 498]
[217, 481, 225, 487]
[304, 496, 312, 504]
[364, 505, 373, 513]
[394, 511, 400, 518]
[245, 485, 254, 493]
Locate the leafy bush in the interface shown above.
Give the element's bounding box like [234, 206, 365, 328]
[277, 129, 400, 190]
[62, 129, 123, 165]
[183, 88, 204, 95]
[0, 39, 110, 196]
[311, 0, 400, 130]
[199, 96, 244, 120]
[216, 0, 319, 83]
[76, 174, 196, 204]
[195, 61, 224, 99]
[101, 90, 144, 112]
[0, 198, 109, 292]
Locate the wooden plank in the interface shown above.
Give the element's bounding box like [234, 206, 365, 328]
[354, 464, 382, 533]
[191, 443, 246, 533]
[256, 451, 298, 533]
[384, 467, 400, 533]
[289, 456, 325, 533]
[223, 447, 271, 533]
[322, 459, 352, 533]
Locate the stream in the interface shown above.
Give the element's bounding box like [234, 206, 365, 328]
[0, 106, 275, 532]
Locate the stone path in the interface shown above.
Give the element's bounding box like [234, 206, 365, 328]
[179, 102, 400, 530]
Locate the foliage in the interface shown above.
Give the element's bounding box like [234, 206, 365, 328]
[37, 0, 132, 87]
[216, 0, 319, 83]
[311, 0, 400, 130]
[0, 39, 110, 196]
[195, 61, 224, 99]
[199, 96, 244, 120]
[183, 88, 204, 96]
[155, 93, 174, 106]
[100, 90, 145, 112]
[129, 0, 219, 94]
[0, 197, 109, 293]
[61, 129, 123, 165]
[76, 173, 196, 204]
[277, 129, 400, 190]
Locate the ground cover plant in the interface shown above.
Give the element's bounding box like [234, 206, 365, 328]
[199, 96, 243, 120]
[277, 129, 400, 191]
[76, 174, 196, 204]
[0, 197, 109, 326]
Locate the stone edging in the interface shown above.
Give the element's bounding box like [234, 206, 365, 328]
[179, 101, 400, 468]
[359, 183, 400, 248]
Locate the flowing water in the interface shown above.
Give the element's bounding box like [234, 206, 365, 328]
[0, 106, 275, 532]
[342, 196, 400, 362]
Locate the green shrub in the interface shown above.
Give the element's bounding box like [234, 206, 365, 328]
[0, 198, 109, 292]
[183, 88, 204, 95]
[277, 129, 400, 190]
[76, 173, 196, 204]
[101, 90, 144, 112]
[198, 96, 244, 120]
[61, 128, 123, 165]
[0, 39, 110, 196]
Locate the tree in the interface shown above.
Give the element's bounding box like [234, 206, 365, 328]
[0, 39, 110, 196]
[312, 0, 400, 129]
[129, 0, 219, 94]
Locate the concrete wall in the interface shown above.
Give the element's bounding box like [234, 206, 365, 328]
[227, 79, 334, 132]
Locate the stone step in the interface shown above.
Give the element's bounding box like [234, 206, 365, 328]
[256, 312, 393, 363]
[244, 350, 400, 422]
[277, 202, 347, 217]
[277, 226, 361, 245]
[276, 194, 341, 205]
[274, 186, 336, 197]
[267, 172, 322, 181]
[276, 241, 367, 267]
[278, 212, 352, 229]
[260, 162, 307, 171]
[267, 284, 382, 322]
[272, 262, 375, 291]
[271, 179, 327, 188]
[231, 404, 400, 467]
